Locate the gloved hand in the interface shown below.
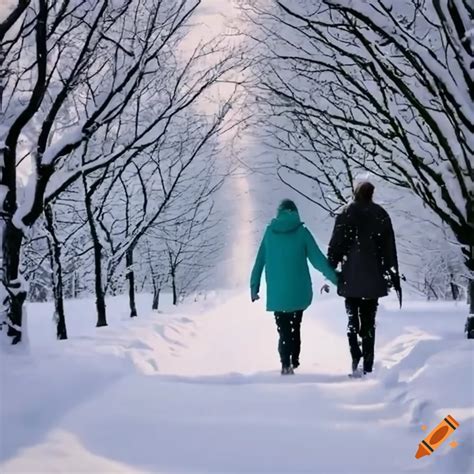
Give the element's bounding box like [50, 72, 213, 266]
[251, 288, 260, 302]
[320, 284, 330, 294]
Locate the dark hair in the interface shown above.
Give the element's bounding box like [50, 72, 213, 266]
[278, 199, 298, 212]
[354, 181, 375, 202]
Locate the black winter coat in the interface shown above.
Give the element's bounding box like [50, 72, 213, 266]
[328, 201, 399, 299]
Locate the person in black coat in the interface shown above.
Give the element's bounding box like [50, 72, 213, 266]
[328, 181, 400, 376]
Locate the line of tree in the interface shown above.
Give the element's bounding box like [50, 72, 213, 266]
[0, 0, 247, 344]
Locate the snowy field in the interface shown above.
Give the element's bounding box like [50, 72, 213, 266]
[1, 290, 473, 474]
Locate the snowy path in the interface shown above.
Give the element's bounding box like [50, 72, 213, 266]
[1, 293, 473, 473]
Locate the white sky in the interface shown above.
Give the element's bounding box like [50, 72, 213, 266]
[0, 0, 16, 22]
[0, 0, 238, 26]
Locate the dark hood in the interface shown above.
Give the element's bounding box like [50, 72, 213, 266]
[269, 210, 303, 234]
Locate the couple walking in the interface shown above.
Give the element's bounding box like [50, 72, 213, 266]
[250, 182, 400, 377]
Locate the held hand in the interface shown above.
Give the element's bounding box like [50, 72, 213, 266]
[320, 284, 330, 294]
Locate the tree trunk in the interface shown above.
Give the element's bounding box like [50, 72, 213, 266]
[92, 237, 107, 327]
[84, 177, 107, 328]
[74, 270, 79, 298]
[468, 280, 474, 335]
[126, 247, 137, 318]
[466, 193, 474, 339]
[2, 218, 25, 344]
[449, 274, 459, 301]
[466, 270, 474, 339]
[152, 284, 160, 311]
[45, 204, 67, 340]
[171, 271, 177, 306]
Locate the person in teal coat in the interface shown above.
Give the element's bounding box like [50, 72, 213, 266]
[250, 199, 338, 374]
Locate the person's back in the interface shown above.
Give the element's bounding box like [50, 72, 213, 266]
[328, 182, 400, 377]
[250, 199, 338, 374]
[329, 199, 396, 299]
[259, 210, 313, 312]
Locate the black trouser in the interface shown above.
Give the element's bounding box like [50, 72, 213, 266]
[345, 298, 378, 372]
[274, 311, 303, 368]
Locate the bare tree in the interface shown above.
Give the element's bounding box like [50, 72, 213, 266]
[44, 203, 67, 339]
[21, 225, 51, 303]
[165, 197, 222, 305]
[140, 235, 168, 311]
[82, 99, 231, 320]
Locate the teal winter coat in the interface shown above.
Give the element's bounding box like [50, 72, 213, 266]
[250, 210, 338, 312]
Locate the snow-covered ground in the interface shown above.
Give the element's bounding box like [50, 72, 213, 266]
[1, 290, 473, 473]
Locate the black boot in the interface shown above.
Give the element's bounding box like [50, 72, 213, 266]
[362, 332, 375, 373]
[359, 299, 377, 374]
[290, 311, 303, 370]
[348, 333, 362, 373]
[281, 365, 294, 375]
[275, 312, 292, 372]
[352, 355, 361, 374]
